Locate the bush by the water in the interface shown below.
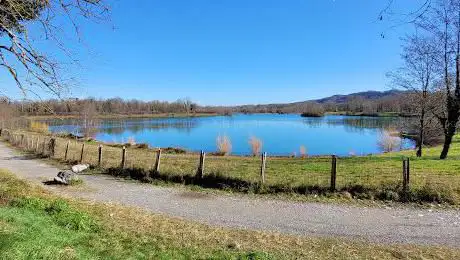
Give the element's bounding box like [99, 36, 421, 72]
[300, 112, 324, 117]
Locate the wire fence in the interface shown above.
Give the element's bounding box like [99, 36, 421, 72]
[1, 129, 459, 203]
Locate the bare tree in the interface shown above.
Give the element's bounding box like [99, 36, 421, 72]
[412, 0, 460, 159]
[388, 36, 439, 156]
[0, 0, 109, 98]
[79, 99, 99, 137]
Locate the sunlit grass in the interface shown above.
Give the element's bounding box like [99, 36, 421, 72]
[1, 169, 459, 259]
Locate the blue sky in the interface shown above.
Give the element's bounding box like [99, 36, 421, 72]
[1, 0, 419, 105]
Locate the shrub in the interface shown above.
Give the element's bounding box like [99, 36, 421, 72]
[216, 135, 232, 155]
[299, 145, 307, 158]
[248, 136, 262, 156]
[300, 111, 324, 117]
[136, 143, 149, 149]
[127, 137, 136, 146]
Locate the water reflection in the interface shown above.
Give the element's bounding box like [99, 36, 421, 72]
[44, 114, 415, 156]
[46, 118, 200, 135]
[301, 116, 412, 133]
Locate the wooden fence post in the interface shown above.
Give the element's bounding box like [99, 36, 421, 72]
[121, 146, 126, 169]
[80, 143, 85, 163]
[35, 137, 39, 152]
[27, 136, 32, 151]
[330, 155, 337, 191]
[406, 158, 410, 185]
[42, 139, 46, 155]
[64, 141, 70, 161]
[153, 149, 162, 173]
[402, 158, 408, 195]
[196, 150, 205, 179]
[260, 152, 267, 184]
[402, 158, 410, 194]
[48, 138, 56, 158]
[98, 145, 103, 167]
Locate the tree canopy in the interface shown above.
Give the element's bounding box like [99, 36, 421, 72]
[0, 0, 108, 98]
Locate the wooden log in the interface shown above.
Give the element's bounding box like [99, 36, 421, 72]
[330, 155, 337, 191]
[196, 150, 206, 179]
[260, 152, 267, 184]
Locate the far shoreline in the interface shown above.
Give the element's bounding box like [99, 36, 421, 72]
[26, 112, 219, 120]
[25, 111, 417, 121]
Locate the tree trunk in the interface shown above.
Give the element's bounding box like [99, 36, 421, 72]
[440, 116, 458, 159]
[416, 131, 423, 157]
[416, 108, 425, 157]
[440, 130, 454, 159]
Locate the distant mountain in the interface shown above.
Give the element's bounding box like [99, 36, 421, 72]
[314, 90, 405, 104]
[222, 89, 408, 114]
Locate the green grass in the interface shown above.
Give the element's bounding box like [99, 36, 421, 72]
[2, 130, 460, 204]
[1, 169, 459, 259]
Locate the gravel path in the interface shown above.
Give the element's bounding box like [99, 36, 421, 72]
[1, 142, 459, 247]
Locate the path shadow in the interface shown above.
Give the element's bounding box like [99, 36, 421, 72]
[43, 180, 65, 185]
[3, 154, 44, 160]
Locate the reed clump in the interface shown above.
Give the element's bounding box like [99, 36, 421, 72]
[29, 121, 49, 134]
[249, 136, 262, 156]
[216, 135, 232, 156]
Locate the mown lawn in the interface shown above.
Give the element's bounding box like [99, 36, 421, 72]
[1, 169, 459, 259]
[2, 130, 460, 204]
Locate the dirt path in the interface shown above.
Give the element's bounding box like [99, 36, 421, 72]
[1, 142, 459, 247]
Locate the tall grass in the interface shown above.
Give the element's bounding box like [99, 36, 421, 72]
[299, 145, 307, 158]
[216, 135, 232, 155]
[127, 136, 136, 146]
[29, 121, 49, 134]
[249, 136, 262, 156]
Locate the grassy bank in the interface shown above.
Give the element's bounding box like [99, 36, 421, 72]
[26, 112, 219, 120]
[2, 129, 460, 205]
[1, 169, 459, 259]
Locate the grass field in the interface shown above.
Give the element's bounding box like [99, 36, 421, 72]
[2, 129, 460, 204]
[1, 169, 459, 259]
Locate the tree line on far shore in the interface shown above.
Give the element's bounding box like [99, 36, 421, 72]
[0, 91, 413, 117]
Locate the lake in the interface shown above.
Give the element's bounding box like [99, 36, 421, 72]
[44, 114, 415, 156]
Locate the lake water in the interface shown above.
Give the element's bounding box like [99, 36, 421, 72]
[45, 114, 415, 156]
